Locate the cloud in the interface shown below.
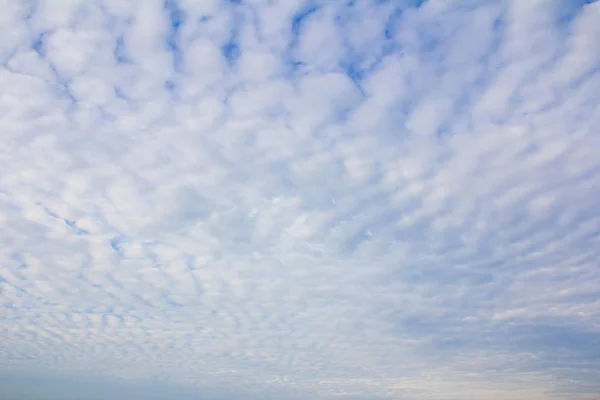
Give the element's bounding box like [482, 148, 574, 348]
[1, 0, 599, 399]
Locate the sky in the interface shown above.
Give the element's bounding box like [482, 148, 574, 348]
[0, 0, 599, 399]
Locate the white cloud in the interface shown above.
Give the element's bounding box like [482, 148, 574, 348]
[1, 0, 600, 399]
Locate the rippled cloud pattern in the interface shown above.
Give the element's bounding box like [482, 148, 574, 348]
[1, 0, 599, 399]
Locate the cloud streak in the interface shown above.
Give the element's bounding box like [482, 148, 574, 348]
[1, 0, 599, 399]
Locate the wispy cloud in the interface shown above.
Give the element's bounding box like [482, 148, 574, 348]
[1, 0, 599, 399]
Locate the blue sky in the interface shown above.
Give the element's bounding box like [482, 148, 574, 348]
[0, 0, 599, 399]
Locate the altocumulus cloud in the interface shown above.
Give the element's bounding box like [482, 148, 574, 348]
[1, 0, 599, 399]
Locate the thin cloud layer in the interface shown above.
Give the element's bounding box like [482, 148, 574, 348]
[1, 0, 599, 399]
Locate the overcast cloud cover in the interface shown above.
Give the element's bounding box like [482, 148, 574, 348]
[0, 0, 599, 399]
